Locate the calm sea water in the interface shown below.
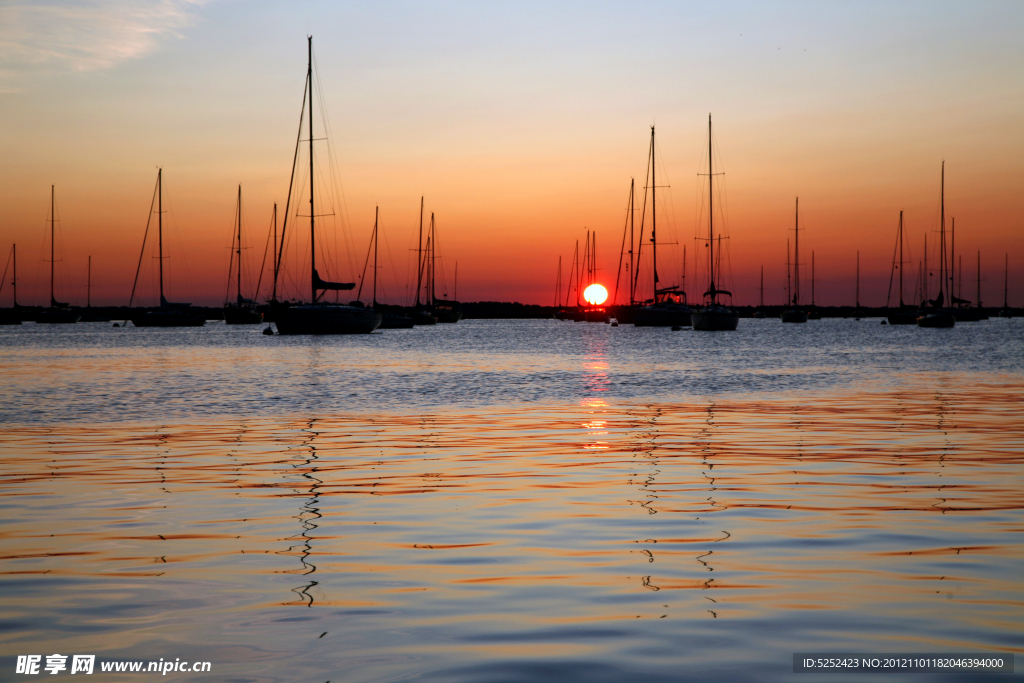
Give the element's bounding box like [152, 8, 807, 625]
[1, 318, 1022, 682]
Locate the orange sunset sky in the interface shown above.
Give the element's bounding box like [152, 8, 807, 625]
[1, 1, 1022, 308]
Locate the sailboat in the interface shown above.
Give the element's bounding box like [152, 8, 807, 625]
[781, 197, 808, 323]
[224, 185, 264, 324]
[691, 115, 739, 331]
[355, 206, 413, 329]
[581, 230, 609, 323]
[408, 197, 437, 325]
[885, 211, 916, 324]
[0, 244, 22, 324]
[633, 125, 691, 327]
[273, 37, 381, 335]
[128, 169, 205, 327]
[36, 186, 81, 324]
[917, 162, 956, 328]
[426, 213, 462, 323]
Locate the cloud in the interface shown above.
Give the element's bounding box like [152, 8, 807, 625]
[0, 0, 205, 75]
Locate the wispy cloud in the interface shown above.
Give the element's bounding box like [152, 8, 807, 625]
[0, 0, 206, 81]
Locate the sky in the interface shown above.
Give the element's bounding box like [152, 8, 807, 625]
[1, 0, 1022, 307]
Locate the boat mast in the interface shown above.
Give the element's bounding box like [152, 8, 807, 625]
[271, 203, 278, 302]
[794, 197, 800, 306]
[708, 115, 715, 305]
[308, 35, 316, 303]
[373, 205, 379, 307]
[415, 196, 424, 307]
[786, 239, 791, 306]
[430, 213, 436, 305]
[898, 211, 904, 306]
[939, 161, 946, 307]
[158, 169, 164, 306]
[236, 185, 243, 305]
[651, 126, 657, 301]
[49, 185, 56, 307]
[629, 178, 635, 304]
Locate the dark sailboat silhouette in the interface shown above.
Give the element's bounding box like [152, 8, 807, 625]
[886, 210, 917, 324]
[691, 115, 739, 331]
[355, 206, 413, 329]
[633, 125, 691, 327]
[128, 169, 205, 327]
[273, 37, 380, 335]
[224, 185, 263, 324]
[781, 197, 808, 323]
[0, 244, 21, 324]
[917, 162, 955, 328]
[36, 186, 80, 324]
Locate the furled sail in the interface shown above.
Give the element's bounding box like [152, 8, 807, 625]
[313, 269, 354, 291]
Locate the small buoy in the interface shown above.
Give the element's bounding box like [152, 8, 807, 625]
[262, 326, 274, 335]
[611, 321, 619, 327]
[671, 325, 682, 331]
[112, 322, 120, 328]
[881, 319, 887, 325]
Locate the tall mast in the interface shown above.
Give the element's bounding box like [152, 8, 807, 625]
[415, 197, 424, 307]
[629, 178, 635, 304]
[430, 213, 436, 304]
[650, 126, 657, 300]
[372, 206, 379, 307]
[898, 211, 904, 306]
[794, 197, 800, 306]
[158, 169, 164, 306]
[308, 36, 316, 302]
[939, 161, 945, 306]
[271, 203, 278, 302]
[50, 185, 55, 307]
[236, 185, 243, 305]
[708, 115, 715, 304]
[573, 239, 580, 307]
[786, 238, 791, 306]
[760, 264, 764, 307]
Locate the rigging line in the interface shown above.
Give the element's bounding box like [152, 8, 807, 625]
[885, 212, 901, 307]
[224, 192, 240, 306]
[613, 180, 632, 306]
[254, 204, 274, 302]
[633, 135, 653, 302]
[0, 245, 13, 297]
[127, 174, 160, 310]
[275, 70, 308, 301]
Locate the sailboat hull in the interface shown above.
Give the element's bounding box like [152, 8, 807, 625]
[916, 311, 955, 328]
[433, 300, 462, 323]
[378, 313, 415, 329]
[886, 310, 918, 325]
[692, 307, 739, 331]
[780, 309, 808, 323]
[275, 304, 381, 335]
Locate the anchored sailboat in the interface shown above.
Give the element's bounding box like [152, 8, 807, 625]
[355, 206, 413, 329]
[36, 186, 80, 324]
[128, 169, 205, 327]
[886, 211, 917, 324]
[224, 185, 263, 324]
[633, 125, 691, 327]
[691, 115, 739, 331]
[781, 197, 808, 323]
[273, 36, 380, 335]
[917, 162, 955, 328]
[0, 244, 21, 324]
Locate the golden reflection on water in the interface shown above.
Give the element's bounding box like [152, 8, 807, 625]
[1, 381, 1022, 678]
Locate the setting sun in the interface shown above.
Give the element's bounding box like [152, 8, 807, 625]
[583, 284, 608, 306]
